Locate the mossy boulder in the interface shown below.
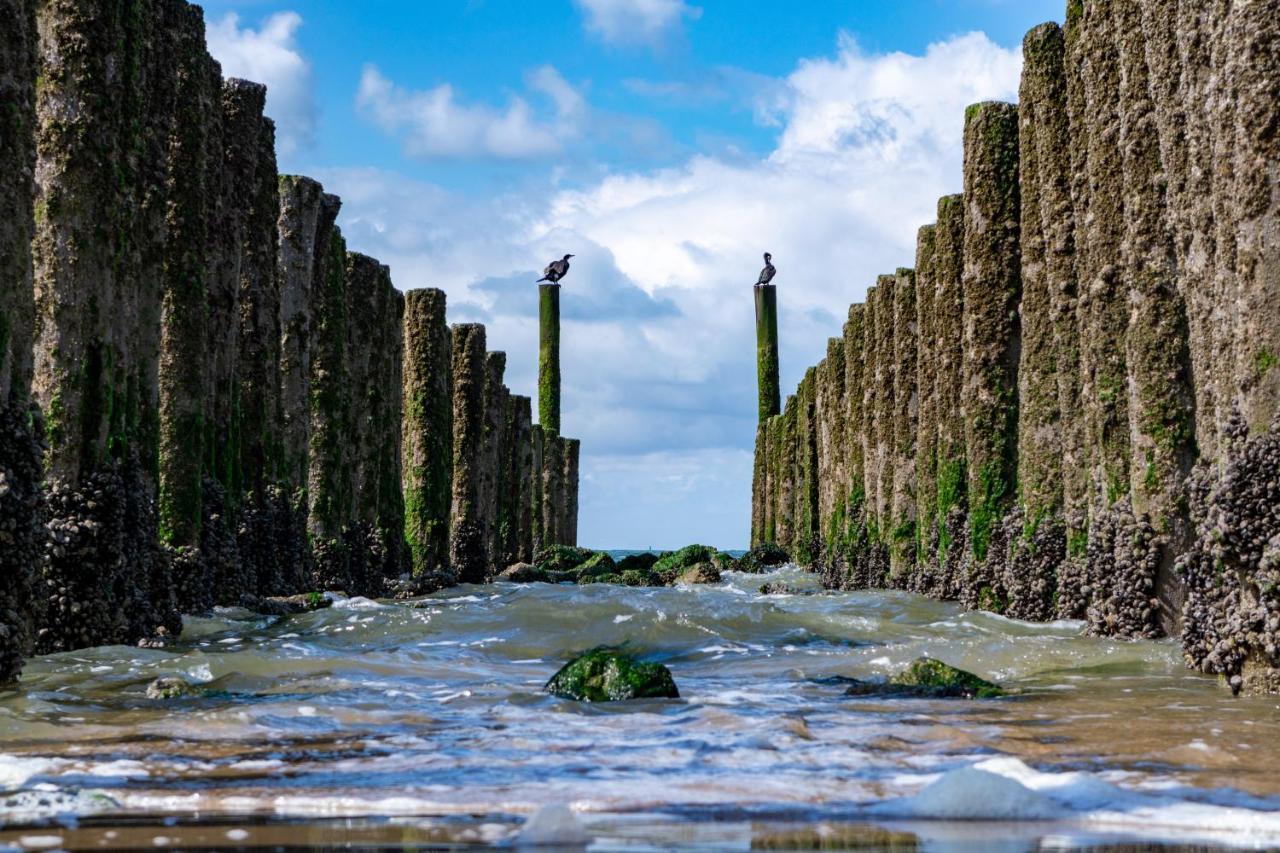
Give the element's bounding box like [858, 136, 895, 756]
[619, 569, 652, 587]
[545, 649, 679, 702]
[676, 563, 721, 585]
[711, 551, 740, 572]
[616, 552, 659, 574]
[574, 551, 617, 578]
[535, 545, 597, 573]
[843, 658, 1005, 699]
[653, 545, 717, 575]
[737, 544, 791, 574]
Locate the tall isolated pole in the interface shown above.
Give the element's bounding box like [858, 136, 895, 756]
[539, 283, 561, 436]
[755, 284, 781, 422]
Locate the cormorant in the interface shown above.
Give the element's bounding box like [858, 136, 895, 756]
[755, 252, 776, 286]
[538, 254, 575, 284]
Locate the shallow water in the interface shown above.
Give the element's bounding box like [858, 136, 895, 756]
[2, 565, 1279, 850]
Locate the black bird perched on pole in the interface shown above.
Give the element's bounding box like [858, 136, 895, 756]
[537, 254, 575, 284]
[755, 252, 776, 287]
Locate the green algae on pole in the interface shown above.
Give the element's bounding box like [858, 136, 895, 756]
[158, 4, 217, 554]
[563, 438, 581, 547]
[450, 323, 488, 583]
[539, 284, 561, 437]
[914, 227, 940, 589]
[960, 101, 1021, 573]
[31, 0, 177, 652]
[402, 289, 453, 577]
[890, 267, 918, 585]
[755, 284, 782, 422]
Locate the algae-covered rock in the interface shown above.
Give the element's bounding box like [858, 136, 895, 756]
[843, 658, 1005, 699]
[498, 563, 549, 583]
[619, 569, 652, 587]
[574, 551, 617, 578]
[146, 677, 200, 700]
[253, 592, 332, 615]
[676, 563, 722, 585]
[712, 551, 740, 572]
[535, 545, 596, 573]
[653, 545, 717, 575]
[545, 648, 679, 701]
[617, 552, 659, 574]
[578, 572, 622, 585]
[737, 544, 791, 574]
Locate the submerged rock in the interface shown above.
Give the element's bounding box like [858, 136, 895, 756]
[545, 649, 679, 701]
[843, 658, 1005, 699]
[146, 677, 200, 700]
[250, 592, 332, 615]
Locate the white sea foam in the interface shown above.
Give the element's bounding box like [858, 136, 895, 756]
[875, 757, 1280, 844]
[515, 804, 589, 847]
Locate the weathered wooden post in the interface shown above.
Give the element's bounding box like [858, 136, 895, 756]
[539, 284, 561, 437]
[755, 284, 781, 422]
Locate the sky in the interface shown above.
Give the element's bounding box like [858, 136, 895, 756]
[203, 0, 1065, 550]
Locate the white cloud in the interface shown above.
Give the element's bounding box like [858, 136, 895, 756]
[356, 65, 583, 160]
[206, 11, 317, 157]
[326, 31, 1022, 547]
[575, 0, 701, 46]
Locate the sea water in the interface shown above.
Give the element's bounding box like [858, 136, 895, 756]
[1, 564, 1279, 850]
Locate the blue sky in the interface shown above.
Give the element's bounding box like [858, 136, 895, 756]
[205, 0, 1064, 550]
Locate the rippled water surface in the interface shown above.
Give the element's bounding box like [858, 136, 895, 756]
[2, 565, 1280, 850]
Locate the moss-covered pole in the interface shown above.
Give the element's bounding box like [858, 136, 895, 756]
[751, 422, 769, 547]
[277, 177, 327, 499]
[511, 396, 534, 562]
[755, 284, 781, 422]
[541, 433, 564, 547]
[308, 220, 353, 590]
[449, 323, 487, 582]
[402, 288, 453, 577]
[795, 368, 818, 564]
[0, 0, 39, 684]
[873, 274, 897, 574]
[562, 438, 580, 547]
[1113, 0, 1195, 635]
[860, 285, 881, 566]
[158, 5, 216, 552]
[961, 101, 1021, 577]
[933, 195, 967, 596]
[482, 351, 508, 573]
[839, 303, 867, 587]
[815, 337, 845, 564]
[890, 267, 918, 586]
[539, 284, 561, 437]
[530, 425, 545, 554]
[914, 227, 939, 589]
[1069, 4, 1130, 521]
[236, 90, 282, 504]
[31, 0, 172, 652]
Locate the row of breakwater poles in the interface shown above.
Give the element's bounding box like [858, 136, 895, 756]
[0, 0, 578, 684]
[751, 2, 1280, 696]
